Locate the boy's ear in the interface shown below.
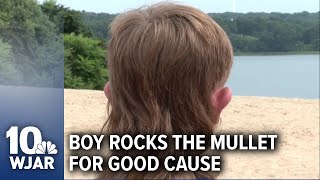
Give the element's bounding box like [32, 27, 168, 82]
[211, 87, 232, 113]
[104, 81, 111, 99]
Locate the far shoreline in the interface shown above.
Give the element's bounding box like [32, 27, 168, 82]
[63, 88, 320, 100]
[234, 51, 319, 56]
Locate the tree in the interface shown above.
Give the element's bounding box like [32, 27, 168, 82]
[82, 12, 115, 40]
[64, 33, 107, 89]
[40, 0, 92, 36]
[0, 0, 63, 87]
[0, 39, 21, 83]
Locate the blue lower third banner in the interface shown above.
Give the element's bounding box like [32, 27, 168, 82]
[0, 86, 64, 179]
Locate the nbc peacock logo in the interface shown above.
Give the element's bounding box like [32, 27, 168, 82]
[6, 126, 58, 170]
[35, 141, 58, 155]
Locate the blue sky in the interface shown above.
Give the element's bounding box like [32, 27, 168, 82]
[44, 0, 319, 13]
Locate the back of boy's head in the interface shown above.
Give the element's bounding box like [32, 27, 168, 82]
[101, 3, 233, 179]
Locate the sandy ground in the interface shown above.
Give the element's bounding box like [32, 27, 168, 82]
[64, 89, 319, 179]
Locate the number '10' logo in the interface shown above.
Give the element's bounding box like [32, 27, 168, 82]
[6, 126, 42, 155]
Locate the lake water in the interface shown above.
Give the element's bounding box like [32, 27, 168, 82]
[226, 54, 319, 99]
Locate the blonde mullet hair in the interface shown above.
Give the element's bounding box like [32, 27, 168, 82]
[100, 2, 233, 179]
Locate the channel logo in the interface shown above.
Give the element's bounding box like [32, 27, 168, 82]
[6, 126, 57, 170]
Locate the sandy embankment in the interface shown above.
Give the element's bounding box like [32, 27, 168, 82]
[64, 89, 319, 179]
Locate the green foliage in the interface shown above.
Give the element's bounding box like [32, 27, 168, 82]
[209, 12, 319, 52]
[40, 0, 65, 33]
[63, 9, 92, 36]
[0, 39, 21, 83]
[41, 0, 92, 36]
[0, 0, 63, 87]
[80, 11, 319, 53]
[0, 39, 11, 60]
[82, 12, 116, 40]
[230, 34, 259, 52]
[64, 33, 107, 90]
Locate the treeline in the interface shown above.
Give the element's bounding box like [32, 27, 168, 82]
[0, 0, 107, 89]
[83, 11, 319, 52]
[0, 0, 319, 89]
[210, 12, 319, 52]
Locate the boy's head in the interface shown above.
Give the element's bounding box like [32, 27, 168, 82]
[104, 3, 233, 135]
[102, 3, 233, 179]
